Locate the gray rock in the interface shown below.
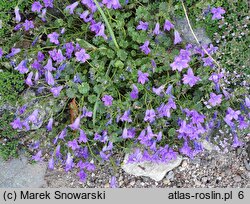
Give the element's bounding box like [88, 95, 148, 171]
[246, 141, 250, 159]
[243, 159, 250, 171]
[191, 158, 201, 165]
[166, 171, 175, 181]
[0, 154, 47, 187]
[181, 160, 188, 168]
[175, 18, 211, 45]
[122, 154, 182, 181]
[0, 103, 16, 115]
[201, 139, 218, 152]
[201, 176, 208, 183]
[224, 168, 232, 176]
[236, 147, 243, 155]
[18, 90, 66, 130]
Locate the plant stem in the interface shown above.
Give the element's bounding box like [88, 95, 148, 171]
[92, 60, 113, 126]
[93, 0, 120, 50]
[181, 0, 221, 73]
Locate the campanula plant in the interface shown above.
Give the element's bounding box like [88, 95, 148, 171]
[0, 0, 249, 184]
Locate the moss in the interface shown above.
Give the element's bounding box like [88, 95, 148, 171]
[0, 71, 25, 106]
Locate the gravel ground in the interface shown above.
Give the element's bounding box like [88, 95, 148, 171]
[43, 141, 250, 188]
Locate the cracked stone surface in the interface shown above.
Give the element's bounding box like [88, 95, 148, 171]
[0, 155, 47, 188]
[122, 155, 182, 181]
[175, 17, 212, 45]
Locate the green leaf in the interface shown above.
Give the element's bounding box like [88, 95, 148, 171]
[88, 95, 97, 103]
[168, 128, 176, 137]
[55, 19, 64, 27]
[136, 6, 150, 20]
[78, 82, 90, 95]
[66, 88, 77, 98]
[119, 40, 129, 48]
[94, 85, 104, 94]
[114, 60, 124, 68]
[105, 49, 115, 58]
[77, 39, 97, 50]
[117, 49, 128, 61]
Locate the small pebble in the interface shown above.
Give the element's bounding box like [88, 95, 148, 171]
[182, 160, 188, 168]
[129, 180, 135, 186]
[118, 176, 123, 181]
[166, 171, 175, 181]
[233, 175, 242, 182]
[195, 180, 201, 186]
[104, 183, 110, 188]
[201, 177, 208, 183]
[163, 179, 170, 185]
[236, 148, 243, 155]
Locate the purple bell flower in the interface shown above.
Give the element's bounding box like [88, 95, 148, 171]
[75, 48, 90, 63]
[153, 22, 160, 35]
[44, 58, 56, 71]
[50, 86, 63, 97]
[79, 129, 88, 143]
[14, 60, 29, 74]
[110, 176, 117, 188]
[136, 21, 149, 30]
[68, 139, 80, 150]
[138, 70, 149, 84]
[211, 7, 225, 20]
[27, 109, 39, 123]
[130, 84, 139, 99]
[32, 150, 43, 161]
[140, 40, 151, 55]
[182, 68, 200, 87]
[77, 170, 87, 182]
[25, 72, 34, 86]
[32, 1, 43, 13]
[102, 95, 113, 106]
[208, 93, 223, 107]
[163, 20, 174, 31]
[46, 118, 53, 131]
[69, 116, 81, 130]
[65, 153, 74, 172]
[43, 0, 54, 8]
[48, 157, 54, 170]
[23, 20, 34, 31]
[48, 32, 60, 45]
[174, 30, 182, 44]
[45, 71, 55, 86]
[14, 6, 21, 23]
[120, 110, 132, 122]
[65, 2, 79, 14]
[80, 11, 93, 22]
[10, 118, 23, 129]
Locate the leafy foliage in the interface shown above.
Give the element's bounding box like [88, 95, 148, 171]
[0, 110, 19, 160]
[0, 71, 25, 106]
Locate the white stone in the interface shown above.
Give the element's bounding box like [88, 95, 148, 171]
[201, 139, 218, 152]
[122, 155, 182, 182]
[181, 160, 188, 168]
